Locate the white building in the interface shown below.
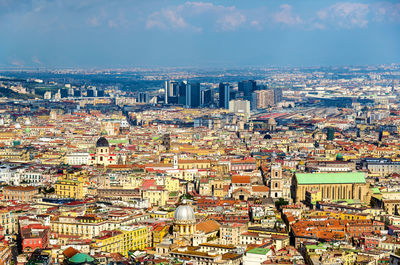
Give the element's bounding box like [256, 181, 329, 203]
[229, 100, 250, 116]
[65, 152, 91, 165]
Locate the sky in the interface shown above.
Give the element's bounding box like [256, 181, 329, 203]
[0, 0, 400, 68]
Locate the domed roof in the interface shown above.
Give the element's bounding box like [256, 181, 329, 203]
[15, 123, 21, 129]
[264, 134, 272, 139]
[174, 204, 195, 222]
[96, 137, 109, 148]
[69, 253, 94, 264]
[25, 128, 31, 133]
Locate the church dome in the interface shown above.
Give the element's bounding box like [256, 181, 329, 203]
[264, 134, 272, 139]
[174, 204, 195, 222]
[96, 137, 109, 148]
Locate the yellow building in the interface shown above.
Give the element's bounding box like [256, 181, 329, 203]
[0, 209, 17, 234]
[143, 188, 168, 206]
[177, 159, 211, 170]
[150, 211, 174, 219]
[55, 171, 88, 199]
[209, 178, 227, 198]
[92, 226, 149, 256]
[165, 177, 180, 192]
[307, 210, 369, 220]
[305, 190, 322, 205]
[0, 148, 30, 161]
[152, 225, 170, 247]
[51, 215, 105, 239]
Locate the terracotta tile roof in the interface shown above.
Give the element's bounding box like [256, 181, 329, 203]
[196, 220, 220, 234]
[252, 186, 270, 193]
[63, 247, 80, 258]
[232, 175, 251, 184]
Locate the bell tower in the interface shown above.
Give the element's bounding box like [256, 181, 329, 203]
[270, 163, 283, 199]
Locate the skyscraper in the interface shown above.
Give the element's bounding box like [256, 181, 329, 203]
[178, 81, 187, 105]
[164, 81, 169, 104]
[138, 92, 150, 103]
[219, 82, 230, 109]
[238, 80, 256, 101]
[273, 87, 283, 104]
[201, 88, 213, 106]
[74, 89, 81, 97]
[60, 88, 69, 98]
[165, 81, 179, 104]
[186, 82, 200, 108]
[251, 90, 274, 109]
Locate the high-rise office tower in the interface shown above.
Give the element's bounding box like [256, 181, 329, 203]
[186, 82, 200, 108]
[138, 92, 149, 103]
[238, 80, 256, 101]
[169, 81, 178, 97]
[165, 81, 179, 104]
[273, 87, 283, 104]
[97, 90, 105, 97]
[86, 88, 96, 97]
[201, 88, 213, 106]
[178, 81, 187, 105]
[60, 88, 69, 98]
[74, 89, 81, 97]
[164, 81, 169, 104]
[251, 90, 274, 109]
[219, 82, 230, 109]
[68, 88, 74, 97]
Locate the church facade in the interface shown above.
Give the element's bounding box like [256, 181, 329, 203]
[292, 172, 370, 203]
[90, 137, 117, 166]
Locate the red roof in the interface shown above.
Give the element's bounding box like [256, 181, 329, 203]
[232, 175, 251, 184]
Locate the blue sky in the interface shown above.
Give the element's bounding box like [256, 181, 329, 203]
[0, 0, 399, 68]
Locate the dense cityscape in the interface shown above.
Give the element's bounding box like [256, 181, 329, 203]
[0, 64, 398, 264]
[2, 0, 400, 264]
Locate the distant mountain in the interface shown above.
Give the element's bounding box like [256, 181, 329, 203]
[0, 87, 35, 99]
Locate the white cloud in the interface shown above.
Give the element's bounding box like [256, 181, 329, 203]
[146, 1, 247, 32]
[318, 2, 369, 28]
[32, 56, 42, 65]
[372, 2, 400, 23]
[10, 59, 24, 66]
[146, 9, 191, 30]
[87, 16, 101, 27]
[274, 4, 303, 26]
[217, 12, 246, 31]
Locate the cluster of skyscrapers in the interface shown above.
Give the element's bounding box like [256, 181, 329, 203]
[164, 81, 202, 108]
[57, 86, 105, 99]
[165, 79, 282, 111]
